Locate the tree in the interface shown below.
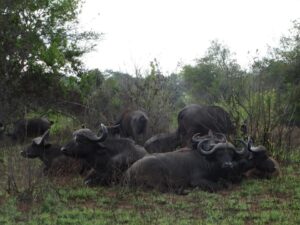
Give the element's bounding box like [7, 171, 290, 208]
[0, 0, 99, 120]
[181, 40, 245, 104]
[181, 40, 248, 130]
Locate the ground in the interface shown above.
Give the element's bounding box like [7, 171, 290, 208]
[0, 143, 299, 225]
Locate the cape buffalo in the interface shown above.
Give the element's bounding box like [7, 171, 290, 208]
[61, 124, 148, 186]
[244, 157, 281, 178]
[21, 130, 88, 176]
[9, 117, 53, 143]
[114, 110, 148, 144]
[124, 132, 245, 193]
[233, 139, 281, 179]
[144, 132, 180, 153]
[177, 104, 235, 147]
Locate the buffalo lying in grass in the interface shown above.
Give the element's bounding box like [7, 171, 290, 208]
[125, 132, 245, 193]
[61, 124, 148, 186]
[234, 138, 281, 179]
[21, 130, 88, 176]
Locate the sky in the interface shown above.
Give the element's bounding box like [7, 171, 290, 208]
[78, 0, 300, 75]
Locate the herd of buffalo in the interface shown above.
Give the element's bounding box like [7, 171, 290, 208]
[0, 104, 281, 194]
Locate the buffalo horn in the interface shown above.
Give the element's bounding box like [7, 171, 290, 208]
[213, 132, 227, 142]
[191, 133, 203, 144]
[33, 129, 50, 145]
[234, 139, 248, 155]
[96, 123, 108, 142]
[197, 139, 215, 155]
[199, 141, 237, 155]
[249, 145, 267, 153]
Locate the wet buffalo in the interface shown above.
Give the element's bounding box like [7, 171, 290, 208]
[61, 124, 148, 186]
[177, 104, 235, 147]
[9, 117, 53, 142]
[21, 130, 88, 176]
[124, 132, 245, 193]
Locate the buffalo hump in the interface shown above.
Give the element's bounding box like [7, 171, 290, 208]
[177, 104, 235, 146]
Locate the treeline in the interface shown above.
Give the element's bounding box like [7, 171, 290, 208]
[0, 1, 299, 154]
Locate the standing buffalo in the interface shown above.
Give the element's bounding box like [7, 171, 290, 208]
[125, 132, 245, 193]
[177, 104, 235, 146]
[114, 110, 148, 144]
[8, 117, 53, 142]
[21, 130, 88, 176]
[61, 124, 148, 186]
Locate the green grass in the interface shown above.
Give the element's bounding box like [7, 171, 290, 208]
[0, 144, 300, 224]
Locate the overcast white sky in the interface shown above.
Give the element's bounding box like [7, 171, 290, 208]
[79, 0, 300, 75]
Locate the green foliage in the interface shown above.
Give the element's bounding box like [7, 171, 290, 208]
[0, 144, 300, 225]
[83, 64, 183, 134]
[0, 0, 99, 119]
[181, 40, 245, 104]
[181, 26, 300, 153]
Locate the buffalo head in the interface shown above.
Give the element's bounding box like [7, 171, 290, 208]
[21, 129, 50, 158]
[61, 124, 108, 158]
[233, 137, 281, 179]
[192, 131, 246, 170]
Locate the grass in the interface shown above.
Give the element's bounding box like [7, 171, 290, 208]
[0, 143, 300, 224]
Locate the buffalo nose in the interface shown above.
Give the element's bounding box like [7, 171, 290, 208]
[222, 161, 234, 169]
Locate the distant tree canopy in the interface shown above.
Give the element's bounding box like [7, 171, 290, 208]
[181, 40, 245, 104]
[0, 0, 99, 119]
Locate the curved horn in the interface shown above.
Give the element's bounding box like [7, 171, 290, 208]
[33, 129, 50, 145]
[199, 142, 236, 155]
[191, 133, 203, 144]
[96, 123, 108, 142]
[197, 139, 216, 155]
[234, 139, 248, 155]
[213, 132, 227, 142]
[108, 124, 120, 129]
[41, 129, 50, 141]
[249, 145, 267, 153]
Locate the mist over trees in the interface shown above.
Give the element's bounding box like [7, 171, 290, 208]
[0, 1, 299, 153]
